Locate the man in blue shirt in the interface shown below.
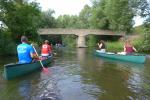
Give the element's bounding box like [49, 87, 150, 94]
[17, 36, 38, 64]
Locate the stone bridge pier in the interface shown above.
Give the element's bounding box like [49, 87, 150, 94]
[77, 34, 87, 48]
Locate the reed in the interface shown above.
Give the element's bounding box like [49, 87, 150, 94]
[106, 41, 123, 52]
[106, 39, 143, 52]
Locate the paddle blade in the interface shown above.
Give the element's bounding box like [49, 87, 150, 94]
[42, 67, 49, 74]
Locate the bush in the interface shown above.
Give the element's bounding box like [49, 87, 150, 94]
[86, 35, 97, 47]
[105, 37, 144, 53]
[0, 29, 16, 56]
[132, 38, 144, 52]
[106, 41, 123, 52]
[62, 35, 76, 47]
[141, 29, 150, 51]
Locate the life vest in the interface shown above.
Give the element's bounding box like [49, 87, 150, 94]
[125, 46, 134, 54]
[41, 44, 52, 55]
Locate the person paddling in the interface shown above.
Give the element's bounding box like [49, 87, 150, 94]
[17, 36, 39, 64]
[97, 40, 106, 53]
[124, 40, 137, 55]
[41, 40, 52, 57]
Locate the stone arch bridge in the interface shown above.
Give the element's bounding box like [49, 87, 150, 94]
[39, 28, 124, 47]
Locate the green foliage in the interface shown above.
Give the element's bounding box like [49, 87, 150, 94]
[78, 5, 91, 28]
[106, 38, 143, 52]
[1, 0, 150, 55]
[86, 35, 97, 47]
[39, 9, 56, 28]
[138, 1, 150, 51]
[133, 25, 145, 34]
[55, 5, 92, 29]
[142, 83, 150, 91]
[104, 0, 134, 33]
[90, 0, 110, 29]
[133, 0, 150, 17]
[68, 15, 80, 28]
[56, 15, 71, 28]
[36, 0, 150, 35]
[141, 28, 150, 51]
[62, 35, 76, 47]
[131, 0, 150, 52]
[0, 0, 41, 42]
[133, 40, 143, 51]
[106, 41, 123, 52]
[56, 15, 80, 28]
[0, 29, 16, 55]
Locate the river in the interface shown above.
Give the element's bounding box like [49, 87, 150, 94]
[0, 48, 150, 100]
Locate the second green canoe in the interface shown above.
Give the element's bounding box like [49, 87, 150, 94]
[95, 50, 146, 64]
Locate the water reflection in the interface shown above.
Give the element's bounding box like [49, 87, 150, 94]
[77, 49, 148, 100]
[0, 48, 150, 100]
[78, 49, 133, 99]
[77, 48, 86, 62]
[0, 56, 17, 66]
[0, 70, 40, 100]
[26, 69, 61, 100]
[81, 59, 132, 100]
[31, 77, 60, 100]
[0, 81, 23, 100]
[19, 80, 31, 100]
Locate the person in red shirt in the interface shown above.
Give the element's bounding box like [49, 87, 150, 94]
[41, 40, 52, 57]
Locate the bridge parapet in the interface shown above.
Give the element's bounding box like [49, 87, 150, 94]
[39, 28, 124, 36]
[39, 28, 124, 47]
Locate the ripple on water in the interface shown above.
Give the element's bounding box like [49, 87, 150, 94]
[31, 75, 61, 100]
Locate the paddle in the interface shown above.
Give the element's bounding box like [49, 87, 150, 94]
[31, 44, 49, 74]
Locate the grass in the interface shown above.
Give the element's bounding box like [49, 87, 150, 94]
[106, 41, 123, 52]
[105, 38, 143, 53]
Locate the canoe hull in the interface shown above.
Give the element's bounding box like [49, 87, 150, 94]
[95, 51, 146, 64]
[3, 57, 52, 80]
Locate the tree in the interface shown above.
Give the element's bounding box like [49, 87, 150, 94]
[0, 0, 41, 42]
[68, 15, 80, 28]
[39, 9, 56, 28]
[78, 5, 92, 28]
[139, 0, 150, 51]
[104, 0, 134, 33]
[90, 0, 110, 29]
[56, 15, 80, 28]
[0, 29, 16, 55]
[56, 15, 70, 28]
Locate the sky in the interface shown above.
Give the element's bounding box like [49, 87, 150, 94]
[133, 16, 144, 27]
[36, 0, 92, 17]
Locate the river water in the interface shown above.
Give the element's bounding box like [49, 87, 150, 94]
[0, 48, 150, 100]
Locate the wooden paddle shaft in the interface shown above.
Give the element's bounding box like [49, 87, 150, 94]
[32, 45, 45, 69]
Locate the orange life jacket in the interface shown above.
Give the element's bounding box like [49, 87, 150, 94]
[41, 44, 52, 54]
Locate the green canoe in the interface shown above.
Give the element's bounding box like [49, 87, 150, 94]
[3, 56, 53, 80]
[95, 50, 146, 64]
